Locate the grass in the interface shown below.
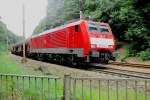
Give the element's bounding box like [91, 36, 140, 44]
[0, 77, 64, 100]
[0, 52, 28, 74]
[0, 47, 64, 99]
[72, 80, 150, 100]
[0, 43, 28, 74]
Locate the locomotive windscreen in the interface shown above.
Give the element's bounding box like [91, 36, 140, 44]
[88, 23, 110, 33]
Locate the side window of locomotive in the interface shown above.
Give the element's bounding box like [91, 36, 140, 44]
[75, 25, 78, 32]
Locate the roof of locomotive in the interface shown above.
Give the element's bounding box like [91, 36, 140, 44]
[32, 19, 110, 38]
[88, 20, 110, 26]
[32, 20, 83, 38]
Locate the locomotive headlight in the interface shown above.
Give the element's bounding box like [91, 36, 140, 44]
[108, 45, 113, 48]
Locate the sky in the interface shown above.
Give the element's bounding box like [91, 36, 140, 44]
[0, 0, 47, 38]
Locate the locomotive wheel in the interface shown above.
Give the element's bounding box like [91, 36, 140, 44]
[71, 61, 77, 66]
[68, 55, 77, 66]
[59, 57, 63, 64]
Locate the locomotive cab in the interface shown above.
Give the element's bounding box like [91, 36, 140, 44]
[87, 22, 116, 63]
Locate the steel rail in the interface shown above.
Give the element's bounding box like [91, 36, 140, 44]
[109, 62, 150, 68]
[89, 68, 150, 79]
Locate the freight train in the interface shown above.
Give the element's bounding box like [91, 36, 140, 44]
[11, 20, 116, 65]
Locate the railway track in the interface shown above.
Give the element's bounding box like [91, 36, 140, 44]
[89, 67, 150, 79]
[109, 61, 150, 68]
[90, 61, 150, 79]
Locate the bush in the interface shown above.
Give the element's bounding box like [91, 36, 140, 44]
[116, 41, 123, 49]
[125, 24, 150, 58]
[125, 44, 137, 56]
[138, 49, 150, 61]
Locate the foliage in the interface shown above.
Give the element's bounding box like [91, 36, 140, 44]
[0, 21, 20, 47]
[33, 0, 65, 34]
[124, 2, 150, 58]
[63, 0, 80, 20]
[33, 0, 81, 35]
[33, 17, 48, 34]
[0, 21, 7, 43]
[138, 49, 150, 61]
[125, 24, 149, 55]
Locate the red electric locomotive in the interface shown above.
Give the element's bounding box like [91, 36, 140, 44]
[12, 20, 116, 65]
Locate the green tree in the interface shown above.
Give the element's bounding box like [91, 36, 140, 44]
[63, 0, 80, 20]
[0, 21, 20, 51]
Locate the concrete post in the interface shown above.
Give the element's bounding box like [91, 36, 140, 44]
[64, 75, 71, 100]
